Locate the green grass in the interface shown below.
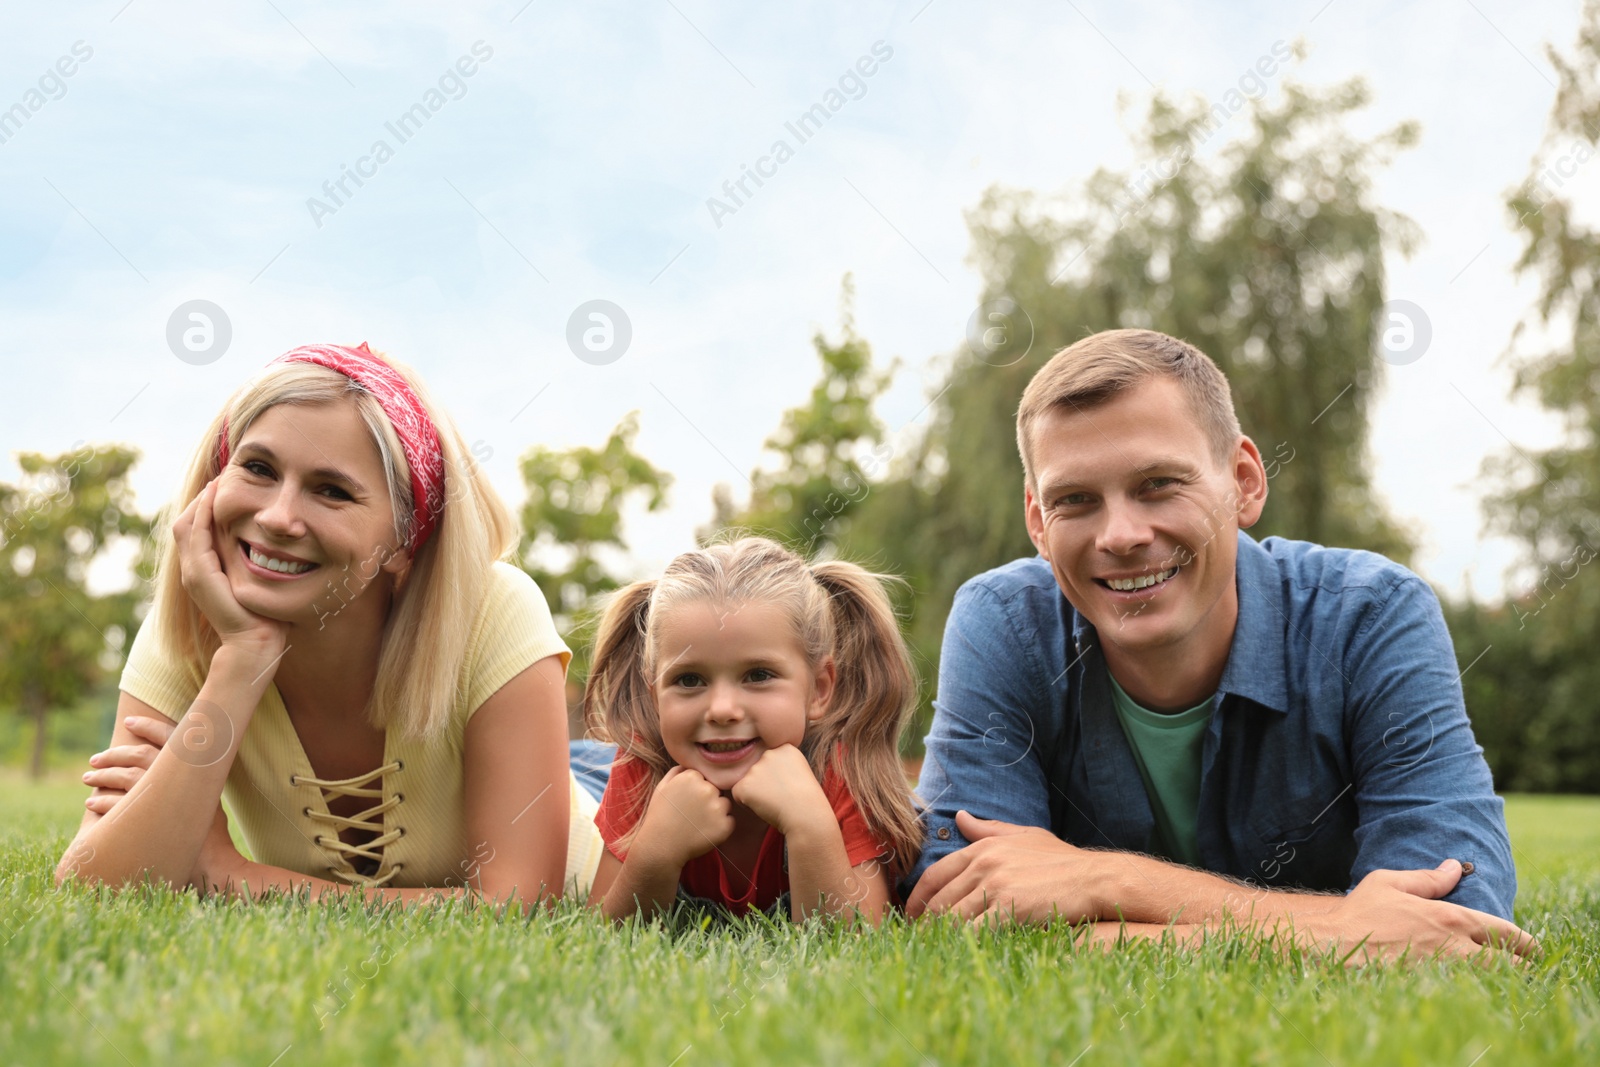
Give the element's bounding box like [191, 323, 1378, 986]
[4, 770, 1597, 1066]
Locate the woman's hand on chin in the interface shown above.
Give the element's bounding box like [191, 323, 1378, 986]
[175, 477, 290, 663]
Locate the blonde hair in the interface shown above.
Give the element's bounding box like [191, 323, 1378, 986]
[1016, 328, 1242, 492]
[583, 536, 922, 877]
[147, 349, 518, 740]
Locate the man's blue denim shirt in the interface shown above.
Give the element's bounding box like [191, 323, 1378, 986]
[906, 531, 1516, 920]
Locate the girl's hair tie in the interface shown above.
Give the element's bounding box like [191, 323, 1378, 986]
[216, 342, 447, 553]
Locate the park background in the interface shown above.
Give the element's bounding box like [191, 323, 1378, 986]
[2, 0, 1597, 791]
[3, 2, 1599, 1064]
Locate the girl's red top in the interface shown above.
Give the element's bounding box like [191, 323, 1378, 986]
[595, 754, 893, 915]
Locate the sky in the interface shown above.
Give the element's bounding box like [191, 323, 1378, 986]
[0, 0, 1588, 603]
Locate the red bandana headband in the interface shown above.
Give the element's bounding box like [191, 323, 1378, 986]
[217, 343, 446, 553]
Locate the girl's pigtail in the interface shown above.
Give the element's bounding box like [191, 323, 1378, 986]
[808, 562, 923, 877]
[582, 579, 665, 839]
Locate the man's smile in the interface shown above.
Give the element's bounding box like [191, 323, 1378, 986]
[1093, 564, 1180, 593]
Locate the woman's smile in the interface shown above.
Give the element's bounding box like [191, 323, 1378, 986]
[238, 539, 321, 580]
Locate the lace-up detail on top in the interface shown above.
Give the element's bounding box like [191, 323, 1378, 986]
[291, 760, 405, 886]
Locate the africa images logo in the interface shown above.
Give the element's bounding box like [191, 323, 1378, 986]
[305, 41, 495, 229]
[704, 41, 895, 229]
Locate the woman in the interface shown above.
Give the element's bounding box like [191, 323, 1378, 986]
[56, 343, 605, 907]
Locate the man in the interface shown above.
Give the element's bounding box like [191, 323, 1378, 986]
[903, 328, 1535, 962]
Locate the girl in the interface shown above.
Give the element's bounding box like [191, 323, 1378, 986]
[584, 537, 922, 923]
[57, 343, 605, 907]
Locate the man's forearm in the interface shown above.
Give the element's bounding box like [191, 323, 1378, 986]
[1072, 916, 1323, 954]
[1089, 850, 1343, 927]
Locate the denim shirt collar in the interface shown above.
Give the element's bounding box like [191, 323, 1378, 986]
[1067, 529, 1290, 715]
[1216, 530, 1291, 715]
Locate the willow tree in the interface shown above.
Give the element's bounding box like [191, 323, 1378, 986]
[847, 73, 1424, 742]
[1478, 0, 1600, 790]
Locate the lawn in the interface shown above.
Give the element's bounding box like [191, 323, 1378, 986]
[3, 771, 1596, 1066]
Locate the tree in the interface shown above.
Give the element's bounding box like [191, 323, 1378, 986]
[1442, 593, 1591, 792]
[702, 276, 897, 556]
[516, 413, 672, 705]
[842, 70, 1426, 747]
[0, 444, 149, 777]
[1477, 0, 1600, 791]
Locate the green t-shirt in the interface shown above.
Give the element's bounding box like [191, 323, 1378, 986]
[1106, 670, 1213, 867]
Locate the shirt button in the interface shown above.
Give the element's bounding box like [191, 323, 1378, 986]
[936, 827, 951, 840]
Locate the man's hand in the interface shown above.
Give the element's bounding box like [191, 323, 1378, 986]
[910, 812, 1543, 965]
[636, 766, 734, 870]
[906, 810, 1103, 922]
[1296, 861, 1541, 965]
[730, 745, 832, 837]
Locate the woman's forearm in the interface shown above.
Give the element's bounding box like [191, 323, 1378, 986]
[200, 859, 485, 908]
[55, 646, 275, 891]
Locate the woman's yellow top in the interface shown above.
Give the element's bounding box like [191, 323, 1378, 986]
[118, 561, 604, 895]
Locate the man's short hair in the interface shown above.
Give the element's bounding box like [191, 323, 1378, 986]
[1016, 328, 1243, 492]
